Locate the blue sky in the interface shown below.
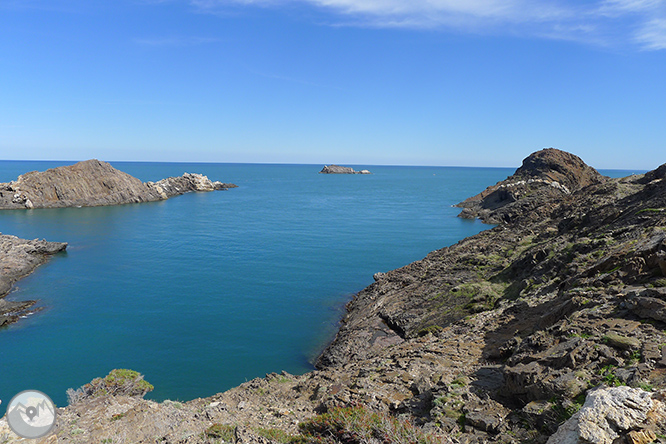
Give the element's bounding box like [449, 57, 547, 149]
[1, 0, 665, 169]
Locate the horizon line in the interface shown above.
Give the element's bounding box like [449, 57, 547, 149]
[0, 158, 649, 173]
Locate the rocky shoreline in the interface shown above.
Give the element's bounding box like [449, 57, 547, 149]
[3, 149, 666, 443]
[0, 235, 67, 328]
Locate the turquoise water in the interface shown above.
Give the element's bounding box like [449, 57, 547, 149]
[0, 162, 636, 406]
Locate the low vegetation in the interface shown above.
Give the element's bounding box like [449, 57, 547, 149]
[298, 405, 444, 444]
[67, 369, 154, 404]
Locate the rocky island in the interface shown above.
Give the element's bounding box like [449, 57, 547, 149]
[320, 164, 371, 174]
[3, 149, 666, 443]
[0, 159, 237, 210]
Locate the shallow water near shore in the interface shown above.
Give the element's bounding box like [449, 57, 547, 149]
[0, 161, 637, 406]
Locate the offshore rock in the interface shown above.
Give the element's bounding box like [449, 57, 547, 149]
[319, 164, 371, 174]
[0, 234, 67, 327]
[0, 159, 237, 210]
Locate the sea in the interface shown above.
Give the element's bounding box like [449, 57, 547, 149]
[0, 161, 639, 407]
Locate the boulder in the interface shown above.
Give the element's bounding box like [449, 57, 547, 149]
[546, 386, 665, 444]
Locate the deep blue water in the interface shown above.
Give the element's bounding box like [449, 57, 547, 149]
[0, 162, 640, 407]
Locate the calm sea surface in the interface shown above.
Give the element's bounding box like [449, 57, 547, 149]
[0, 161, 638, 406]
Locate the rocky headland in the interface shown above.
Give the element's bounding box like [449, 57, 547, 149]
[3, 148, 666, 444]
[319, 165, 371, 174]
[455, 148, 606, 224]
[0, 235, 67, 328]
[0, 159, 237, 210]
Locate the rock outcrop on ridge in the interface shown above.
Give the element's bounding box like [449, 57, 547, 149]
[0, 235, 67, 328]
[319, 164, 371, 174]
[0, 159, 237, 210]
[3, 148, 666, 444]
[456, 148, 606, 224]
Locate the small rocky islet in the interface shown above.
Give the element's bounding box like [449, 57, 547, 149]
[319, 164, 371, 174]
[3, 149, 666, 443]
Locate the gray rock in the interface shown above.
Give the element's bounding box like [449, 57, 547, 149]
[604, 332, 642, 351]
[546, 386, 662, 444]
[319, 165, 371, 174]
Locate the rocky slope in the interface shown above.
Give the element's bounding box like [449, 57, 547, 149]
[0, 159, 237, 210]
[3, 148, 666, 444]
[0, 235, 67, 328]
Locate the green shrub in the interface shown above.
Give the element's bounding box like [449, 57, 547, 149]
[636, 208, 665, 214]
[110, 413, 125, 422]
[298, 405, 443, 444]
[653, 278, 666, 287]
[66, 369, 154, 404]
[598, 365, 622, 387]
[205, 424, 236, 441]
[254, 427, 303, 444]
[417, 325, 443, 337]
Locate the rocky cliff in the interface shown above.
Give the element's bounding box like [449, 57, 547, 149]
[3, 149, 666, 444]
[0, 235, 67, 328]
[0, 159, 237, 210]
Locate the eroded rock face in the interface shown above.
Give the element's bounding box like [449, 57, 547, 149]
[0, 160, 237, 210]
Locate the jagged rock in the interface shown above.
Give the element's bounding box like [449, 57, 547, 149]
[319, 164, 371, 174]
[546, 386, 665, 444]
[455, 148, 606, 223]
[604, 332, 642, 351]
[0, 159, 237, 210]
[373, 272, 386, 281]
[626, 288, 666, 323]
[513, 148, 605, 192]
[463, 398, 511, 433]
[635, 162, 666, 184]
[627, 429, 658, 444]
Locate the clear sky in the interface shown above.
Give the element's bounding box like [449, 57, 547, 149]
[1, 0, 665, 169]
